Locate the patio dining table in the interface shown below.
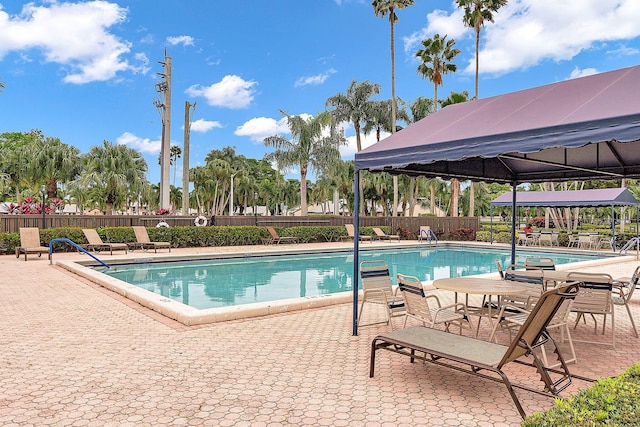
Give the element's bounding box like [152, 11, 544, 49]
[433, 277, 528, 336]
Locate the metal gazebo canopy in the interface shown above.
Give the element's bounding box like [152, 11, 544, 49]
[490, 188, 639, 249]
[350, 65, 640, 335]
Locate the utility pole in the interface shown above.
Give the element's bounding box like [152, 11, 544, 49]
[182, 101, 196, 215]
[155, 50, 172, 210]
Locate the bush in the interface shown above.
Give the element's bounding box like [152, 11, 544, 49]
[448, 227, 476, 241]
[522, 364, 640, 426]
[0, 225, 383, 253]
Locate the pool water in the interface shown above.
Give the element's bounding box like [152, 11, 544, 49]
[102, 247, 603, 310]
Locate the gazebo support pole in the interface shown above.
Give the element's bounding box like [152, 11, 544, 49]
[490, 205, 493, 244]
[511, 183, 517, 266]
[352, 170, 361, 336]
[611, 204, 616, 252]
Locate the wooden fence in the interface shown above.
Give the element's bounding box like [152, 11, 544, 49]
[0, 214, 479, 236]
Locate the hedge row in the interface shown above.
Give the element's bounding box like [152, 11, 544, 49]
[0, 225, 393, 253]
[522, 363, 640, 426]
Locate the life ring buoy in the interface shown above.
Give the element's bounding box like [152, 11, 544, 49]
[194, 215, 208, 227]
[156, 221, 170, 228]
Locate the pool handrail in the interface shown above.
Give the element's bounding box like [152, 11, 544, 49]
[49, 238, 110, 268]
[419, 228, 438, 244]
[619, 237, 640, 255]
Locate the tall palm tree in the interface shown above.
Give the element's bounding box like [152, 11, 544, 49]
[416, 34, 461, 216]
[264, 110, 345, 216]
[456, 0, 507, 99]
[372, 0, 414, 134]
[372, 0, 414, 217]
[326, 80, 380, 214]
[79, 140, 149, 213]
[416, 34, 460, 112]
[326, 80, 380, 153]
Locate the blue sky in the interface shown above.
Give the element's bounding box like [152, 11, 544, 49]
[1, 0, 640, 185]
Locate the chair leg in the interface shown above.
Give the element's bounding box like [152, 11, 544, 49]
[625, 304, 639, 337]
[357, 298, 367, 327]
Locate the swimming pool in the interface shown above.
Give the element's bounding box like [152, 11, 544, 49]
[99, 246, 603, 310]
[58, 244, 619, 325]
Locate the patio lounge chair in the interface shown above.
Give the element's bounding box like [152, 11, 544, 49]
[82, 229, 128, 255]
[16, 227, 50, 261]
[340, 224, 372, 243]
[358, 260, 405, 329]
[370, 282, 580, 419]
[372, 227, 400, 241]
[262, 226, 299, 245]
[489, 296, 577, 368]
[130, 226, 171, 253]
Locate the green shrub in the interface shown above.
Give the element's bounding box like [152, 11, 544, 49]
[0, 224, 388, 253]
[522, 364, 640, 426]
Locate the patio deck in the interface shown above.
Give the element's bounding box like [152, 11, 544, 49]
[1, 242, 638, 426]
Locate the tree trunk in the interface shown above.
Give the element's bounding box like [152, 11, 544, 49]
[451, 179, 460, 217]
[468, 182, 475, 217]
[300, 164, 308, 216]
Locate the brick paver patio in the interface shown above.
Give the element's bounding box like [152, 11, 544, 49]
[1, 242, 638, 426]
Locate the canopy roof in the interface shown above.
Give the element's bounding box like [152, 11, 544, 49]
[355, 65, 640, 184]
[490, 188, 638, 207]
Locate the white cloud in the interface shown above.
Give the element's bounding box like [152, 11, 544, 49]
[117, 132, 160, 154]
[340, 130, 387, 159]
[0, 1, 138, 84]
[606, 45, 640, 56]
[404, 6, 466, 55]
[414, 0, 640, 76]
[189, 118, 222, 133]
[235, 117, 290, 142]
[294, 69, 337, 87]
[166, 35, 194, 46]
[568, 67, 599, 79]
[185, 75, 257, 109]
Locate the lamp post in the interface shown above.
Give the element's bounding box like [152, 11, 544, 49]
[254, 192, 258, 226]
[40, 185, 47, 229]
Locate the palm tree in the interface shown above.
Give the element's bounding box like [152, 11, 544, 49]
[416, 34, 461, 216]
[439, 90, 470, 109]
[372, 0, 414, 217]
[456, 0, 507, 99]
[264, 110, 345, 216]
[326, 80, 380, 152]
[326, 80, 380, 215]
[79, 140, 149, 213]
[29, 137, 81, 201]
[416, 34, 460, 112]
[0, 130, 43, 202]
[372, 0, 414, 135]
[330, 160, 355, 215]
[170, 145, 182, 187]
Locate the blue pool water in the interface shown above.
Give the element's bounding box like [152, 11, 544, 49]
[101, 247, 605, 310]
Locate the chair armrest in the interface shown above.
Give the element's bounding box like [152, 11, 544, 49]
[496, 302, 530, 319]
[436, 302, 468, 316]
[425, 294, 442, 308]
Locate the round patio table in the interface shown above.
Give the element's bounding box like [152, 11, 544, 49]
[433, 277, 528, 336]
